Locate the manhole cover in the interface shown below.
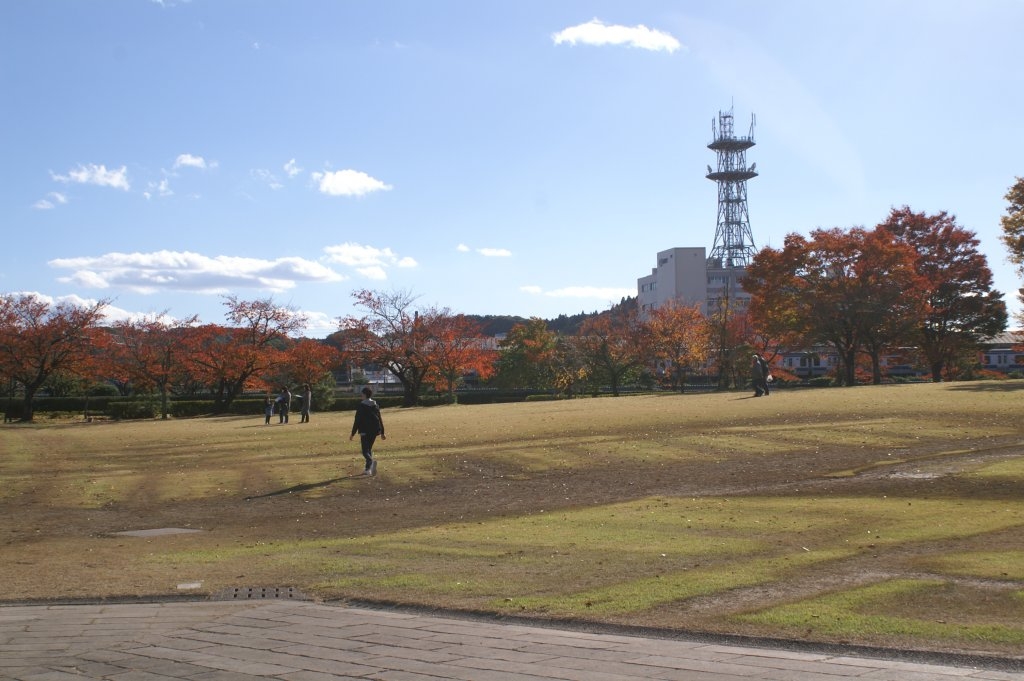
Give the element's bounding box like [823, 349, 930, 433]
[113, 527, 204, 537]
[213, 586, 309, 601]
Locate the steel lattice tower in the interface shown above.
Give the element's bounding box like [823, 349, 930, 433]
[706, 108, 757, 267]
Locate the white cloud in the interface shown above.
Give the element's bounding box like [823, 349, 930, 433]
[283, 158, 302, 178]
[323, 242, 417, 280]
[48, 250, 345, 294]
[33, 192, 67, 210]
[51, 163, 130, 190]
[478, 247, 512, 257]
[143, 178, 173, 200]
[173, 153, 209, 170]
[311, 169, 392, 196]
[552, 18, 682, 53]
[300, 309, 336, 335]
[456, 243, 470, 252]
[522, 285, 635, 300]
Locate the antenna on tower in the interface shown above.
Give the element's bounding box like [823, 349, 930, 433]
[706, 107, 758, 268]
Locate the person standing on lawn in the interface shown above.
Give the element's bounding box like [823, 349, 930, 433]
[350, 386, 385, 475]
[299, 383, 312, 423]
[277, 386, 292, 423]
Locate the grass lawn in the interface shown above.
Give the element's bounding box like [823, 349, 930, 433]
[2, 380, 1023, 658]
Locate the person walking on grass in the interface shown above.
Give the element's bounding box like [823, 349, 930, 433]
[751, 353, 771, 397]
[350, 386, 385, 475]
[263, 397, 273, 425]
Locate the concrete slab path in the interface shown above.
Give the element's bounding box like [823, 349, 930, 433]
[1, 600, 1021, 680]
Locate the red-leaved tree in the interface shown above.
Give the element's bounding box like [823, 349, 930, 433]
[0, 293, 109, 421]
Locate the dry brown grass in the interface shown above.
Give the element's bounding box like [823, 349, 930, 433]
[2, 380, 1023, 658]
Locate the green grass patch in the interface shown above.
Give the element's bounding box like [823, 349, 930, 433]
[919, 551, 1024, 581]
[738, 579, 1024, 646]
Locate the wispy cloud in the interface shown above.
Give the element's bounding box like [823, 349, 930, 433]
[552, 18, 682, 53]
[143, 178, 173, 200]
[311, 169, 392, 197]
[283, 159, 303, 178]
[251, 168, 283, 190]
[51, 164, 130, 191]
[33, 192, 68, 210]
[457, 244, 512, 257]
[477, 247, 512, 257]
[322, 242, 417, 280]
[49, 250, 345, 294]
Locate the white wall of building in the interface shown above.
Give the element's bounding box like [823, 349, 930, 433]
[638, 247, 708, 314]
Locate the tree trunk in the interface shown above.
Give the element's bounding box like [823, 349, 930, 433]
[19, 384, 39, 422]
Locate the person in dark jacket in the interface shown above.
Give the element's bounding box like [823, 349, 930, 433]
[277, 386, 291, 423]
[349, 386, 385, 475]
[751, 353, 771, 397]
[299, 383, 312, 423]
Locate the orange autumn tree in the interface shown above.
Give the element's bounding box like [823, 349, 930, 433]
[495, 318, 559, 391]
[878, 207, 1008, 381]
[110, 313, 199, 419]
[645, 300, 710, 391]
[340, 289, 431, 407]
[185, 296, 307, 411]
[421, 307, 497, 402]
[277, 338, 344, 389]
[999, 176, 1024, 327]
[0, 293, 109, 421]
[574, 302, 647, 397]
[745, 228, 919, 386]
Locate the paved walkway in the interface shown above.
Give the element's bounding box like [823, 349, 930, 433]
[1, 600, 1021, 680]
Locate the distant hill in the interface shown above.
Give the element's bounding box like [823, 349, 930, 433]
[466, 296, 636, 336]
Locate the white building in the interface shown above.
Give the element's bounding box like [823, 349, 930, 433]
[637, 247, 750, 316]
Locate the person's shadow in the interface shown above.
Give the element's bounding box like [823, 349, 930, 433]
[244, 473, 367, 500]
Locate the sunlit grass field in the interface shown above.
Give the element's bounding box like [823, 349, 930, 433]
[1, 380, 1022, 658]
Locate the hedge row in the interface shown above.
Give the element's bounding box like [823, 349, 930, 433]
[2, 389, 671, 421]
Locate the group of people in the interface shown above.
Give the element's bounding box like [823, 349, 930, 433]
[263, 384, 313, 425]
[262, 384, 386, 478]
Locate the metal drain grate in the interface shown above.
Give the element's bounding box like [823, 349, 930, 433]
[214, 586, 309, 601]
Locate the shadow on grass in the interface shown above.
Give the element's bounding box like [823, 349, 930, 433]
[244, 473, 368, 500]
[947, 380, 1024, 393]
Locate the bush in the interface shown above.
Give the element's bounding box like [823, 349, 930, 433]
[808, 376, 834, 387]
[109, 399, 157, 420]
[455, 391, 532, 405]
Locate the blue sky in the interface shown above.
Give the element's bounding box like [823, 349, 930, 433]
[3, 0, 1022, 337]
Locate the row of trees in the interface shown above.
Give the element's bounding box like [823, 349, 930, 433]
[3, 187, 1024, 421]
[743, 206, 1010, 386]
[0, 295, 341, 421]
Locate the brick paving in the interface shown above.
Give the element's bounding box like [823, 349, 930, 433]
[1, 600, 1021, 680]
